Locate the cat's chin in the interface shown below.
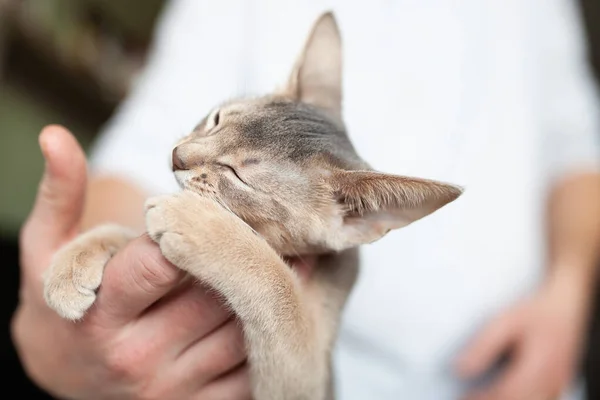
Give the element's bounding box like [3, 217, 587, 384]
[173, 170, 193, 188]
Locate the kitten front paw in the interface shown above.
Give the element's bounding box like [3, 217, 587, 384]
[144, 194, 181, 243]
[43, 224, 134, 320]
[144, 192, 208, 265]
[44, 246, 109, 320]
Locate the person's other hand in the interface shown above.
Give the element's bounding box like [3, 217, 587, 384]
[456, 269, 593, 400]
[12, 125, 251, 399]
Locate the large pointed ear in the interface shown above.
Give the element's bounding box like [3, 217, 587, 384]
[283, 12, 342, 119]
[329, 171, 463, 250]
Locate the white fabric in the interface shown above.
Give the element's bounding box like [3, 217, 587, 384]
[90, 0, 600, 399]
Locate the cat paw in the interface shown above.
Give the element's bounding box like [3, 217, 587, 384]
[145, 194, 179, 243]
[44, 244, 110, 320]
[144, 192, 207, 264]
[43, 224, 132, 320]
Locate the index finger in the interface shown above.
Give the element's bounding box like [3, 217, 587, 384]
[93, 234, 184, 326]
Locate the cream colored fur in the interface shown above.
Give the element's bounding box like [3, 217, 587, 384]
[44, 12, 462, 400]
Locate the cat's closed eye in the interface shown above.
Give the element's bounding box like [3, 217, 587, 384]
[205, 108, 221, 132]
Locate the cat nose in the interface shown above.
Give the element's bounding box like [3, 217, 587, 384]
[172, 147, 187, 171]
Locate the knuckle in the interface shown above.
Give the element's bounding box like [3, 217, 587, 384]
[103, 336, 171, 398]
[104, 352, 136, 382]
[126, 239, 182, 294]
[104, 343, 149, 383]
[135, 254, 179, 294]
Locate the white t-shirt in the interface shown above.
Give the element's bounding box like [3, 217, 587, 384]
[91, 0, 600, 399]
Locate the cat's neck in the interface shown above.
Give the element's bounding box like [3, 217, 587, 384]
[283, 255, 318, 282]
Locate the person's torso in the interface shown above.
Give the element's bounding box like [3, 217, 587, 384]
[132, 0, 575, 397]
[238, 1, 556, 398]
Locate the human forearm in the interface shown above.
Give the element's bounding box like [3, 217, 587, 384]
[546, 171, 600, 293]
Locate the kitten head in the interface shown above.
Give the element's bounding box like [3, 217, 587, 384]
[171, 12, 463, 255]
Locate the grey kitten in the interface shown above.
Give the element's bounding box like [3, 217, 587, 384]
[44, 12, 462, 400]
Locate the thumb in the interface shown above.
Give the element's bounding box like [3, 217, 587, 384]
[22, 125, 87, 258]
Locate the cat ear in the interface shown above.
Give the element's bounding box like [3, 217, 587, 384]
[330, 171, 463, 249]
[283, 12, 342, 119]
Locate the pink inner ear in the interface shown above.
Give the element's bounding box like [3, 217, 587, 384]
[335, 210, 410, 249]
[331, 170, 463, 218]
[328, 171, 462, 250]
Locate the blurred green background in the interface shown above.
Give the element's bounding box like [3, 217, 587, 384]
[0, 3, 165, 394]
[0, 0, 164, 237]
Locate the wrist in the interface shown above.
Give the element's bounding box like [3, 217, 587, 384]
[544, 262, 597, 314]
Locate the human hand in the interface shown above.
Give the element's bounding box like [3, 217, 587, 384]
[456, 269, 594, 400]
[12, 125, 251, 399]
